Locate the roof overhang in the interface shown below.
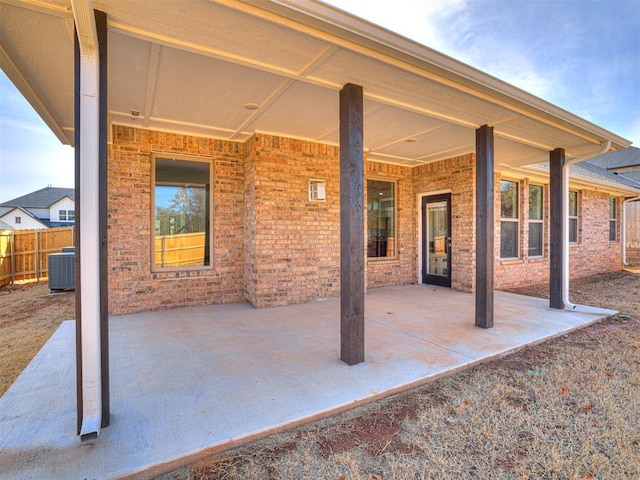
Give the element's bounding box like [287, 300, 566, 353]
[0, 0, 632, 169]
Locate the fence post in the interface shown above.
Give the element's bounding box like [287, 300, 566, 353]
[10, 230, 15, 285]
[161, 236, 166, 268]
[36, 229, 41, 281]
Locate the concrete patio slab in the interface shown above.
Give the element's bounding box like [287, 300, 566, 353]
[0, 285, 615, 479]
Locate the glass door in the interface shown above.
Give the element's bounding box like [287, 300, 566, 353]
[422, 194, 452, 287]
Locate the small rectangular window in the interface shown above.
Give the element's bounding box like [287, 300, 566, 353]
[15, 216, 21, 224]
[153, 155, 212, 270]
[528, 184, 543, 257]
[500, 180, 519, 258]
[308, 179, 326, 201]
[367, 179, 396, 258]
[609, 197, 617, 242]
[68, 210, 75, 221]
[569, 191, 579, 244]
[60, 210, 67, 221]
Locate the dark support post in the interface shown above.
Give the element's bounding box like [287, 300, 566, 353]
[549, 148, 565, 309]
[475, 125, 494, 328]
[340, 83, 365, 365]
[96, 9, 110, 428]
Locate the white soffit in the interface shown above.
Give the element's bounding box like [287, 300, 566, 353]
[0, 1, 75, 144]
[0, 0, 632, 168]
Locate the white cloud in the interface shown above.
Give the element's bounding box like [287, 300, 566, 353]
[323, 0, 640, 145]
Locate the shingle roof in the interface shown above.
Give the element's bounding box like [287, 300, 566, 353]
[0, 187, 74, 208]
[583, 147, 640, 190]
[527, 159, 640, 193]
[572, 162, 640, 190]
[586, 146, 640, 170]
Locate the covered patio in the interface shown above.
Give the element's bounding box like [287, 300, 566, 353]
[0, 285, 614, 479]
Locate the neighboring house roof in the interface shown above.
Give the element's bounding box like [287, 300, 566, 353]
[587, 146, 640, 170]
[0, 187, 74, 209]
[523, 159, 640, 196]
[0, 219, 14, 230]
[0, 206, 49, 228]
[573, 161, 640, 192]
[585, 147, 640, 186]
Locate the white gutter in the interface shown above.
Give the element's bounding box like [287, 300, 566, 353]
[623, 195, 640, 266]
[562, 141, 611, 309]
[71, 0, 102, 441]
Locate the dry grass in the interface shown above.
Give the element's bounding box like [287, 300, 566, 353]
[0, 281, 75, 395]
[159, 271, 640, 480]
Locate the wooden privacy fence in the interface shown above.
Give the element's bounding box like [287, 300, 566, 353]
[627, 201, 640, 249]
[154, 232, 206, 268]
[0, 227, 74, 288]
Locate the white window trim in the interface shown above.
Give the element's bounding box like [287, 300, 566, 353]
[366, 177, 398, 260]
[151, 153, 215, 272]
[528, 184, 544, 258]
[500, 179, 520, 260]
[569, 190, 579, 244]
[609, 196, 618, 243]
[308, 179, 326, 201]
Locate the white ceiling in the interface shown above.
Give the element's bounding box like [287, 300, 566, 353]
[0, 0, 632, 171]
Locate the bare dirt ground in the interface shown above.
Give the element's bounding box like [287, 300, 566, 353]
[0, 282, 75, 396]
[1, 272, 638, 479]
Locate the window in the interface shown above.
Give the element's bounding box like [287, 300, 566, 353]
[367, 179, 395, 258]
[569, 191, 579, 244]
[308, 179, 326, 201]
[153, 155, 212, 269]
[500, 180, 519, 259]
[528, 184, 543, 257]
[60, 210, 75, 222]
[609, 197, 617, 242]
[15, 216, 21, 224]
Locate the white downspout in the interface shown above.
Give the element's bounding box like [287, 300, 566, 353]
[71, 0, 102, 440]
[562, 141, 611, 309]
[623, 195, 640, 266]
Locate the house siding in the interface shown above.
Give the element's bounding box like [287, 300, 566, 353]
[51, 198, 75, 223]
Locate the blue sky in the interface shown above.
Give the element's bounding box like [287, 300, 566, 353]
[1, 0, 638, 203]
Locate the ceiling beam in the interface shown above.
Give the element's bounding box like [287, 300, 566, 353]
[142, 43, 161, 128]
[230, 45, 339, 139]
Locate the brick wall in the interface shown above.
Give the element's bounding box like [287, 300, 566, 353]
[568, 190, 622, 277]
[413, 154, 475, 292]
[494, 176, 623, 289]
[108, 126, 245, 315]
[107, 126, 624, 314]
[246, 134, 341, 307]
